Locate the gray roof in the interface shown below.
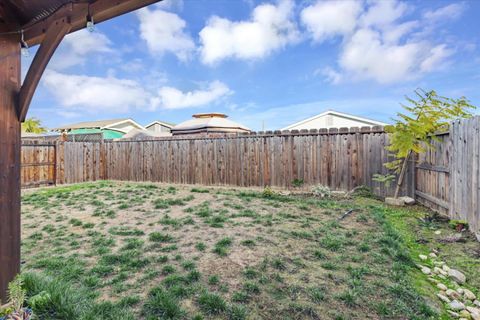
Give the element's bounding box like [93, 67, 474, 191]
[54, 118, 131, 130]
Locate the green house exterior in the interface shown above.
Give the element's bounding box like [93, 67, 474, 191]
[70, 128, 124, 139]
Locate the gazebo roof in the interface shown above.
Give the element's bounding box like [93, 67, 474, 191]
[1, 0, 160, 46]
[171, 113, 251, 135]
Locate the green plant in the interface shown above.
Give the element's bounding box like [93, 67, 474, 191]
[28, 291, 51, 310]
[8, 276, 26, 314]
[21, 118, 47, 134]
[197, 292, 227, 315]
[262, 186, 275, 198]
[311, 184, 331, 198]
[292, 179, 304, 188]
[449, 219, 468, 231]
[372, 174, 396, 188]
[384, 89, 475, 197]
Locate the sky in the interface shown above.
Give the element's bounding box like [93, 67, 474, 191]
[25, 0, 480, 131]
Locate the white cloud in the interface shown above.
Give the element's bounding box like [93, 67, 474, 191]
[420, 44, 454, 72]
[152, 81, 232, 109]
[42, 70, 150, 113]
[137, 7, 194, 61]
[424, 3, 465, 22]
[339, 28, 426, 83]
[199, 0, 300, 64]
[50, 29, 112, 70]
[318, 66, 343, 84]
[359, 0, 408, 28]
[302, 0, 460, 84]
[155, 0, 184, 11]
[42, 70, 231, 113]
[300, 0, 361, 42]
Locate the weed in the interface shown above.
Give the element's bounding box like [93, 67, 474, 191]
[197, 292, 227, 315]
[149, 232, 174, 243]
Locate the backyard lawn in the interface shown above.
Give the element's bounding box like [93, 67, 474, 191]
[19, 181, 479, 320]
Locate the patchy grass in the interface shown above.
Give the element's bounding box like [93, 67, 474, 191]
[19, 181, 479, 319]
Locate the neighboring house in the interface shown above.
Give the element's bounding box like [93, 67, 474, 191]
[282, 110, 388, 130]
[171, 113, 251, 136]
[145, 120, 175, 134]
[119, 128, 172, 140]
[54, 118, 144, 139]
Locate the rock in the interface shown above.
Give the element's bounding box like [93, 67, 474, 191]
[428, 277, 439, 284]
[429, 252, 438, 258]
[421, 266, 432, 275]
[439, 274, 447, 279]
[474, 300, 480, 307]
[438, 293, 451, 303]
[464, 289, 477, 300]
[419, 254, 428, 261]
[447, 289, 462, 299]
[449, 269, 467, 284]
[385, 197, 405, 206]
[443, 265, 451, 272]
[437, 283, 448, 291]
[447, 310, 460, 318]
[459, 310, 471, 319]
[458, 288, 465, 294]
[434, 266, 447, 275]
[450, 300, 466, 311]
[466, 307, 480, 320]
[399, 196, 415, 205]
[434, 261, 446, 266]
[435, 230, 442, 235]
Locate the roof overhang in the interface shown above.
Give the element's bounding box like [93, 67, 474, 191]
[282, 110, 388, 130]
[1, 0, 162, 47]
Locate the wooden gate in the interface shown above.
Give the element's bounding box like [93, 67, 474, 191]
[21, 143, 56, 188]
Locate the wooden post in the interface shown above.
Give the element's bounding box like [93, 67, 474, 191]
[0, 33, 21, 303]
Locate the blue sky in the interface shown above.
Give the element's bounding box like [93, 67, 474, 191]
[25, 0, 480, 131]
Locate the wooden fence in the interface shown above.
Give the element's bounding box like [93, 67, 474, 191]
[416, 117, 480, 236]
[20, 118, 480, 236]
[21, 142, 56, 188]
[21, 127, 413, 197]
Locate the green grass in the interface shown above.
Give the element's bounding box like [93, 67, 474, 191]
[20, 181, 475, 319]
[149, 232, 174, 243]
[213, 237, 233, 256]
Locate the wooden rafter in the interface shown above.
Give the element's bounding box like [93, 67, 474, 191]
[24, 0, 160, 47]
[18, 17, 72, 121]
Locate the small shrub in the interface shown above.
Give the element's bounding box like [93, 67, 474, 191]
[311, 185, 331, 198]
[292, 179, 304, 188]
[262, 186, 275, 198]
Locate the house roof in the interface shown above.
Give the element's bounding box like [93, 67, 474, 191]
[120, 128, 172, 140]
[282, 110, 388, 130]
[145, 120, 175, 129]
[172, 113, 251, 134]
[54, 118, 144, 132]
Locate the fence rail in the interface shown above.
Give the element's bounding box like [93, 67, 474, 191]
[20, 118, 480, 237]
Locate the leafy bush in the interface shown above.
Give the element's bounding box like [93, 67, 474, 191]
[261, 187, 275, 198]
[311, 185, 331, 198]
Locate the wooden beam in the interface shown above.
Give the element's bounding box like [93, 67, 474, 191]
[0, 32, 21, 303]
[416, 163, 450, 173]
[24, 0, 162, 47]
[415, 191, 449, 210]
[18, 18, 72, 122]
